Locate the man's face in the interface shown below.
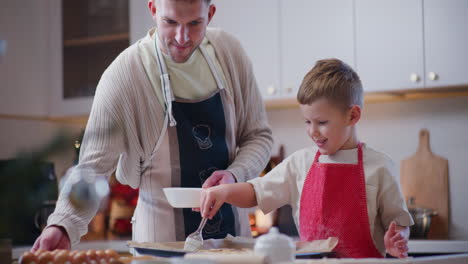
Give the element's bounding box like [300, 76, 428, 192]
[149, 0, 215, 63]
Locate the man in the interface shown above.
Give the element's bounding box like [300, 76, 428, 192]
[32, 0, 272, 250]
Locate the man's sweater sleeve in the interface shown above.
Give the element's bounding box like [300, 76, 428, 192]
[47, 58, 127, 245]
[219, 32, 273, 183]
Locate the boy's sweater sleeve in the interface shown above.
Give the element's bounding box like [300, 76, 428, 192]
[378, 158, 414, 229]
[248, 155, 297, 214]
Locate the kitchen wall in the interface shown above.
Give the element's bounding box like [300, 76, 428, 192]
[1, 0, 467, 241]
[0, 118, 84, 181]
[267, 95, 468, 240]
[1, 95, 467, 240]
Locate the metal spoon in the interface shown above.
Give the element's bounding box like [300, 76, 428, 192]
[184, 217, 208, 251]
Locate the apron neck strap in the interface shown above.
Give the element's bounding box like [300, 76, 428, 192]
[357, 142, 363, 165]
[153, 34, 225, 127]
[154, 34, 177, 126]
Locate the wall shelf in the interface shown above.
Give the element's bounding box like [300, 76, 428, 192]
[64, 33, 129, 47]
[264, 86, 468, 110]
[0, 114, 89, 125]
[2, 86, 468, 125]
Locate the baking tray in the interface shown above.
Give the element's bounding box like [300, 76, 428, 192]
[128, 240, 334, 259]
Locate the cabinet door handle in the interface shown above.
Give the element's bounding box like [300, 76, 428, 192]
[410, 73, 420, 83]
[285, 87, 294, 94]
[266, 85, 277, 95]
[428, 72, 439, 81]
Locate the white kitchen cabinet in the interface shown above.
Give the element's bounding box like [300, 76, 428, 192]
[355, 0, 425, 92]
[211, 0, 354, 100]
[1, 0, 105, 118]
[355, 0, 468, 92]
[48, 0, 131, 117]
[47, 0, 93, 117]
[0, 0, 133, 118]
[210, 0, 281, 99]
[281, 0, 355, 98]
[424, 0, 468, 88]
[0, 0, 52, 116]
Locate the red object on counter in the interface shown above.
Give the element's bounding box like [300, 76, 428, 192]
[299, 143, 383, 258]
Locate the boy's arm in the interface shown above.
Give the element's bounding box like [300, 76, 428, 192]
[201, 183, 257, 219]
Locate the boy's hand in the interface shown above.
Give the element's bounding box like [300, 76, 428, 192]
[384, 221, 409, 258]
[200, 186, 228, 219]
[192, 171, 235, 213]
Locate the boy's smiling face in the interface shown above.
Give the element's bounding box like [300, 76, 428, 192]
[300, 98, 360, 155]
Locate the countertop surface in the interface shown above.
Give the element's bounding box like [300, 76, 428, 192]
[12, 239, 468, 260]
[408, 240, 468, 253]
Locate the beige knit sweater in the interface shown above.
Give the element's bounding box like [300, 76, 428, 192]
[48, 28, 273, 245]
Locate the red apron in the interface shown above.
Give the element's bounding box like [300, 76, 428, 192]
[299, 143, 383, 258]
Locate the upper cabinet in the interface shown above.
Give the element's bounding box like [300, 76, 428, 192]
[281, 0, 355, 98]
[355, 0, 468, 92]
[210, 0, 281, 99]
[0, 0, 51, 116]
[48, 0, 130, 117]
[3, 0, 467, 118]
[424, 0, 468, 88]
[78, 0, 468, 106]
[355, 0, 424, 92]
[211, 0, 354, 99]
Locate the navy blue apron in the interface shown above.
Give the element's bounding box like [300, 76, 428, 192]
[154, 36, 236, 240]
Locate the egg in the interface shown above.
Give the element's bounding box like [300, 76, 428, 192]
[54, 251, 72, 264]
[85, 250, 97, 261]
[72, 252, 89, 264]
[95, 250, 107, 261]
[33, 249, 44, 256]
[38, 251, 54, 264]
[104, 249, 118, 260]
[19, 252, 38, 264]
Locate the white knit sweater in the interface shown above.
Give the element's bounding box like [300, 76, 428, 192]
[48, 28, 273, 245]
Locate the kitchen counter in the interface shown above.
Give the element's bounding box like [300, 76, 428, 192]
[293, 254, 468, 264]
[408, 240, 468, 254]
[12, 240, 129, 259]
[13, 239, 468, 261]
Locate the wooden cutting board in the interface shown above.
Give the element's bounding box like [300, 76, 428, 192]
[400, 129, 449, 239]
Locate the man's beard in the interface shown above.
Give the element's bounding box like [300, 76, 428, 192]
[161, 39, 199, 63]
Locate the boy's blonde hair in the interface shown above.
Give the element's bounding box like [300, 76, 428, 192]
[297, 58, 363, 111]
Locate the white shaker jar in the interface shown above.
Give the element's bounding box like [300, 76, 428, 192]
[254, 227, 295, 264]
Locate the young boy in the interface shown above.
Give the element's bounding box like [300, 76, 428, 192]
[199, 59, 414, 258]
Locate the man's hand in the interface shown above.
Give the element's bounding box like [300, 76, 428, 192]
[31, 226, 71, 252]
[202, 170, 236, 188]
[384, 221, 409, 258]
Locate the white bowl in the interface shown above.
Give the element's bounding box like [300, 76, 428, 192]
[163, 187, 202, 208]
